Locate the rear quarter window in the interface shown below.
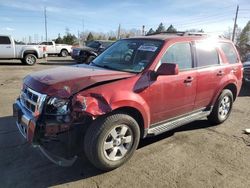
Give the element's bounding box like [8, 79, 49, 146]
[195, 41, 219, 67]
[220, 42, 238, 64]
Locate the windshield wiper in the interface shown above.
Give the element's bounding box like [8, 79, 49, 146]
[91, 62, 121, 71]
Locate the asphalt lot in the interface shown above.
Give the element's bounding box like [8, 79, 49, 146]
[1, 57, 250, 188]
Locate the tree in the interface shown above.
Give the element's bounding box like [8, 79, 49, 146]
[87, 32, 94, 41]
[55, 33, 63, 44]
[63, 34, 77, 45]
[166, 24, 177, 33]
[237, 21, 250, 60]
[147, 28, 155, 35]
[156, 22, 165, 33]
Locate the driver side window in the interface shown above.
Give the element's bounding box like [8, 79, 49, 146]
[160, 42, 193, 70]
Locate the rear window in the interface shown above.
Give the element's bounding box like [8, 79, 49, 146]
[196, 41, 219, 67]
[220, 43, 238, 64]
[0, 36, 11, 44]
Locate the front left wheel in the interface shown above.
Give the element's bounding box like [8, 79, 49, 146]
[84, 113, 140, 171]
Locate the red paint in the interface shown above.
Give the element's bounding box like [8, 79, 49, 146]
[23, 36, 242, 132]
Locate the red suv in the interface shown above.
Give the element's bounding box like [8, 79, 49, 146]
[13, 32, 242, 170]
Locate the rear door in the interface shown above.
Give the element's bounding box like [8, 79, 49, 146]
[149, 42, 197, 124]
[0, 36, 15, 58]
[219, 42, 242, 81]
[194, 40, 224, 110]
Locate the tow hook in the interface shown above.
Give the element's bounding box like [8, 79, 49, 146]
[36, 145, 78, 167]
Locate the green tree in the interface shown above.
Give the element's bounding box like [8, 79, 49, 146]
[166, 24, 177, 33]
[54, 33, 63, 44]
[62, 33, 77, 45]
[87, 32, 94, 41]
[237, 21, 250, 60]
[156, 22, 165, 33]
[147, 28, 155, 35]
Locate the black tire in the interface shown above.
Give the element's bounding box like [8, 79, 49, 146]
[22, 54, 37, 65]
[86, 55, 95, 64]
[208, 89, 234, 124]
[60, 49, 68, 57]
[84, 113, 140, 171]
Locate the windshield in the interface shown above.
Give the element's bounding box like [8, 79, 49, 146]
[87, 41, 101, 49]
[91, 39, 163, 73]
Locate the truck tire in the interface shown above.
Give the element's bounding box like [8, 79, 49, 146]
[84, 113, 140, 171]
[86, 55, 95, 64]
[208, 89, 233, 124]
[60, 50, 68, 57]
[22, 54, 37, 65]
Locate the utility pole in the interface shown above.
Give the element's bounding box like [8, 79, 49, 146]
[117, 24, 121, 39]
[44, 7, 48, 42]
[232, 5, 239, 42]
[142, 25, 145, 36]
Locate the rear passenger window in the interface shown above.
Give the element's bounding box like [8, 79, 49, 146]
[220, 43, 238, 64]
[0, 36, 11, 44]
[196, 41, 219, 67]
[160, 42, 192, 70]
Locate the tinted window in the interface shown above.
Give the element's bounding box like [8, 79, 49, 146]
[220, 43, 238, 64]
[0, 36, 11, 44]
[48, 42, 53, 45]
[196, 42, 219, 67]
[160, 42, 192, 70]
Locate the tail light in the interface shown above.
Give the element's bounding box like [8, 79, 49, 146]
[43, 46, 47, 52]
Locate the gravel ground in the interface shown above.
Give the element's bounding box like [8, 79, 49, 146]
[0, 57, 250, 188]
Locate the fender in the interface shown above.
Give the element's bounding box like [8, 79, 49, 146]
[211, 76, 238, 106]
[21, 48, 39, 58]
[72, 91, 151, 130]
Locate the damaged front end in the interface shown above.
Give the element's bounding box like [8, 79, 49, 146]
[13, 85, 111, 167]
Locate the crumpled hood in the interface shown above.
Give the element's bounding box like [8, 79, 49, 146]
[24, 65, 134, 98]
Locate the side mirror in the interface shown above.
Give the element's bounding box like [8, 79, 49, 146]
[156, 63, 179, 76]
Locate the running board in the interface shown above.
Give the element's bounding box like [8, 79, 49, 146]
[148, 110, 211, 136]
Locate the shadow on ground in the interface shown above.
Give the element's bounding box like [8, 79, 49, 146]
[0, 115, 216, 188]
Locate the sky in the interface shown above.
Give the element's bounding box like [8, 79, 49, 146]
[0, 0, 250, 42]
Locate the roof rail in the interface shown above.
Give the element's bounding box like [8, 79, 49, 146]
[182, 32, 208, 36]
[146, 31, 208, 37]
[146, 31, 185, 36]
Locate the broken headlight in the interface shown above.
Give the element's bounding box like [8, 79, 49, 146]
[46, 97, 70, 115]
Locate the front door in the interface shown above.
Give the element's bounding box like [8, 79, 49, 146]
[148, 42, 197, 124]
[0, 36, 15, 58]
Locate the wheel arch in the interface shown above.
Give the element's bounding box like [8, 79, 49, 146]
[112, 106, 146, 138]
[22, 50, 38, 58]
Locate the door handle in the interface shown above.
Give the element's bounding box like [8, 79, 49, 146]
[6, 46, 11, 48]
[184, 76, 193, 83]
[217, 70, 224, 76]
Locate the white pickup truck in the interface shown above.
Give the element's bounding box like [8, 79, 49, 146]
[39, 41, 72, 57]
[0, 35, 46, 65]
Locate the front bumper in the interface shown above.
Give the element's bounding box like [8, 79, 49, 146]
[13, 99, 83, 166]
[13, 100, 36, 143]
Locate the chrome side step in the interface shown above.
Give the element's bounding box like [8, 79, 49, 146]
[148, 110, 211, 136]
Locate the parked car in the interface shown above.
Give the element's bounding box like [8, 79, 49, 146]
[243, 55, 250, 83]
[71, 40, 114, 64]
[13, 32, 242, 171]
[0, 35, 46, 65]
[39, 41, 72, 57]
